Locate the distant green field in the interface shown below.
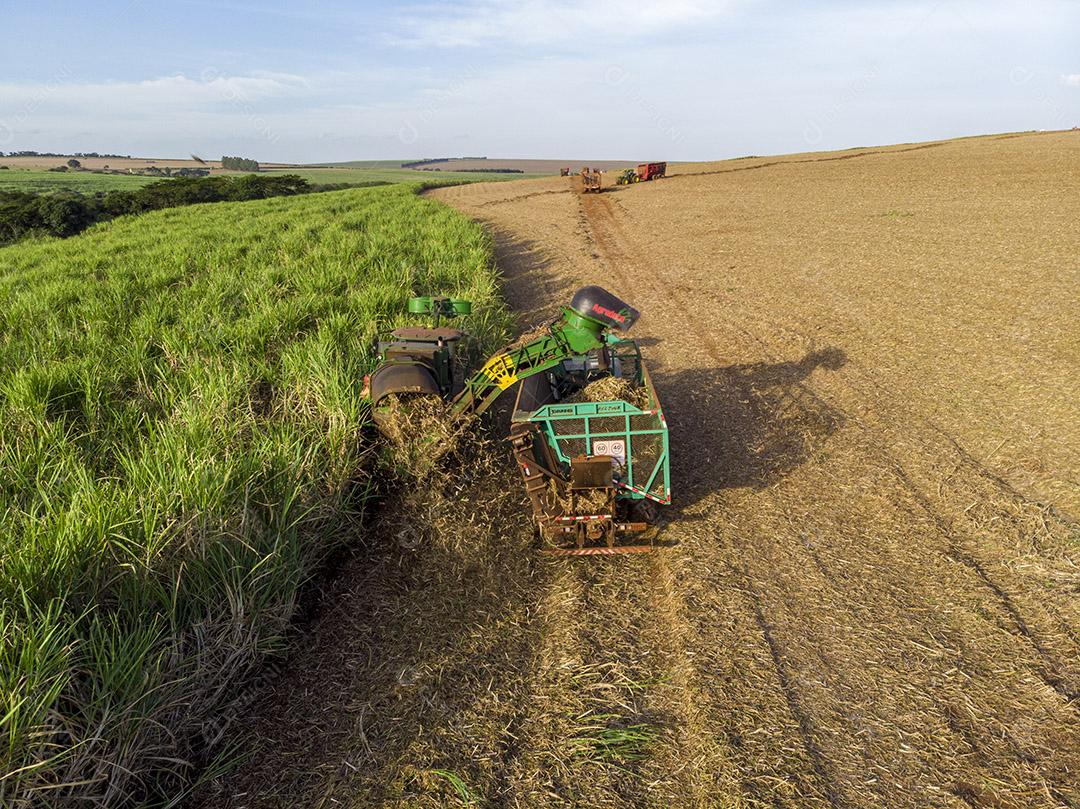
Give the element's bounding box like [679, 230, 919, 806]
[0, 167, 542, 195]
[0, 169, 161, 193]
[263, 166, 546, 184]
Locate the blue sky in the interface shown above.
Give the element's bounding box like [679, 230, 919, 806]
[1, 0, 1078, 162]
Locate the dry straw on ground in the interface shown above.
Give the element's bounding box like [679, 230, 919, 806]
[205, 132, 1080, 808]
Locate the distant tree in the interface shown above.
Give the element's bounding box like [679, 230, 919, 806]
[221, 155, 260, 172]
[227, 173, 308, 200]
[67, 158, 81, 169]
[0, 190, 98, 243]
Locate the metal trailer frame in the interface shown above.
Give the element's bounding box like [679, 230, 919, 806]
[509, 339, 670, 554]
[520, 361, 671, 508]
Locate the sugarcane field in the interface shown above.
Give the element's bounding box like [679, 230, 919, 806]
[1, 3, 1078, 808]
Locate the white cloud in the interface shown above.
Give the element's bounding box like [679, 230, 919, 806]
[0, 72, 331, 160]
[0, 72, 311, 112]
[387, 0, 741, 48]
[0, 1, 1077, 163]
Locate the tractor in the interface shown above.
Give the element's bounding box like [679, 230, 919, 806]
[366, 286, 669, 554]
[616, 162, 667, 185]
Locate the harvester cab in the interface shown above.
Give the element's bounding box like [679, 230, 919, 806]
[366, 285, 669, 554]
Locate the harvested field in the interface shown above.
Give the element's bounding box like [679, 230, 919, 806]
[201, 131, 1079, 808]
[370, 158, 636, 174]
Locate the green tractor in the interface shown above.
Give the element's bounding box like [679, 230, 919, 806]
[366, 295, 475, 413]
[615, 168, 638, 185]
[365, 286, 670, 554]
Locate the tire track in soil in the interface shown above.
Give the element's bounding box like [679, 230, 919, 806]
[469, 207, 742, 806]
[632, 195, 1080, 711]
[460, 557, 723, 808]
[572, 191, 1080, 807]
[430, 165, 1080, 806]
[535, 192, 1075, 803]
[669, 257, 1080, 710]
[578, 192, 847, 807]
[666, 141, 950, 183]
[477, 187, 573, 207]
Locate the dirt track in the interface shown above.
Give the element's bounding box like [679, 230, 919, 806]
[201, 133, 1079, 808]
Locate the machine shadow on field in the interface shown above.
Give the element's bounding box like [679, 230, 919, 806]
[654, 347, 848, 509]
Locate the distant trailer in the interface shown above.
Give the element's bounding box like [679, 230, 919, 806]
[636, 162, 667, 181]
[580, 167, 602, 193]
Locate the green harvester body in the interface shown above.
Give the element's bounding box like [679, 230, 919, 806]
[367, 285, 669, 554]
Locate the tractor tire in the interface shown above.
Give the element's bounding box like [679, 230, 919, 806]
[631, 499, 660, 525]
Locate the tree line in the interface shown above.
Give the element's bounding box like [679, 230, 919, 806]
[221, 155, 260, 171]
[0, 174, 318, 246]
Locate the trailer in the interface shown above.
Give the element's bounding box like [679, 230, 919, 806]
[510, 336, 669, 554]
[615, 162, 668, 185]
[636, 162, 667, 181]
[580, 167, 602, 193]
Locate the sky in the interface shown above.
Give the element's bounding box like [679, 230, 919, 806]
[0, 0, 1078, 163]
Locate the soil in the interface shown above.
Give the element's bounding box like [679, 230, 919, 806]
[398, 159, 638, 174]
[194, 131, 1080, 809]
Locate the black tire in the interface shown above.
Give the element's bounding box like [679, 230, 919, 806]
[631, 499, 660, 525]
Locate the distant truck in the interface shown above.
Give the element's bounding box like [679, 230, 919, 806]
[616, 162, 668, 185]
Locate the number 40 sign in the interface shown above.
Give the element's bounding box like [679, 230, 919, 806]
[592, 439, 626, 466]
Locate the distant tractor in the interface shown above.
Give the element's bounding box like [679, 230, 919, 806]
[580, 167, 602, 193]
[616, 162, 668, 185]
[560, 167, 571, 176]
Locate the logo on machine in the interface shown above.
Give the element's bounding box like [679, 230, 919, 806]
[592, 303, 627, 323]
[480, 353, 519, 389]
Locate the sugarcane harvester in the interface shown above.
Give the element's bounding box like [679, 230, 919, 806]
[366, 286, 670, 555]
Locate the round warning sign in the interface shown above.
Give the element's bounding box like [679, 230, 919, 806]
[592, 439, 626, 466]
